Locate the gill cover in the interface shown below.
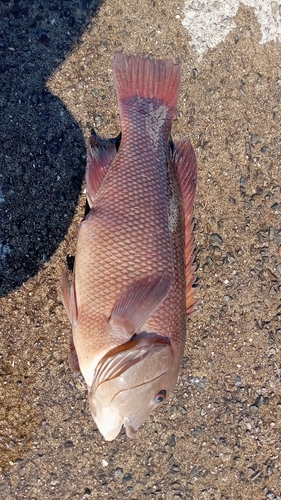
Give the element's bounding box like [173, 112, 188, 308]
[88, 334, 174, 441]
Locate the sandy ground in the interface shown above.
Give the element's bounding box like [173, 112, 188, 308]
[1, 1, 281, 499]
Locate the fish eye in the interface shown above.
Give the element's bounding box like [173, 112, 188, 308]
[154, 390, 166, 404]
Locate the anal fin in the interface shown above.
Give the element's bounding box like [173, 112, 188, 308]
[69, 335, 80, 373]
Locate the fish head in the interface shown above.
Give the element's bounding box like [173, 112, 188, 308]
[88, 333, 178, 441]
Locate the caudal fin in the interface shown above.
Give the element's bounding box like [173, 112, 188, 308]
[113, 53, 181, 120]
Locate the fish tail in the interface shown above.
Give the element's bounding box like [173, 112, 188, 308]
[113, 53, 181, 120]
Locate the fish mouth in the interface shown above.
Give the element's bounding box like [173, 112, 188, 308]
[107, 371, 168, 438]
[123, 417, 137, 438]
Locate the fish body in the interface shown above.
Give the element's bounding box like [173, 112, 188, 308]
[62, 53, 197, 440]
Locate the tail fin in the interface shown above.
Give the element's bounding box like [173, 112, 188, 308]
[113, 53, 181, 120]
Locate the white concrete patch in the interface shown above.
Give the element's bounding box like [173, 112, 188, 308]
[182, 0, 281, 57]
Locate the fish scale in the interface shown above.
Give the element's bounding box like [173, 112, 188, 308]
[61, 53, 197, 440]
[76, 123, 181, 344]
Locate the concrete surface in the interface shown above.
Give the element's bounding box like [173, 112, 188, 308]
[0, 0, 281, 499]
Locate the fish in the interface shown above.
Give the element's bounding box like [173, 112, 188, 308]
[61, 52, 197, 441]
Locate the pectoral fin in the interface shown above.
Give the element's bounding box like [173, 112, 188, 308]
[61, 267, 78, 326]
[109, 274, 172, 337]
[93, 333, 170, 388]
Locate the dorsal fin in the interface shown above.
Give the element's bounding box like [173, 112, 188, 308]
[174, 140, 197, 314]
[86, 132, 121, 207]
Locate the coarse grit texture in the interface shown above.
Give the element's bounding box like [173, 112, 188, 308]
[0, 0, 281, 499]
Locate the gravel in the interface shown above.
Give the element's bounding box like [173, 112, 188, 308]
[1, 0, 281, 499]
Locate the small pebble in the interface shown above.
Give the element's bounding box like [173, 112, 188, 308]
[271, 202, 279, 210]
[276, 264, 281, 275]
[64, 440, 74, 448]
[206, 256, 213, 267]
[212, 246, 222, 259]
[170, 434, 176, 446]
[252, 394, 269, 408]
[251, 470, 261, 481]
[94, 115, 103, 128]
[226, 252, 235, 263]
[267, 466, 273, 475]
[210, 233, 223, 245]
[245, 142, 251, 154]
[269, 227, 275, 240]
[56, 189, 66, 202]
[259, 246, 268, 255]
[278, 246, 281, 258]
[271, 1, 278, 14]
[89, 22, 98, 35]
[40, 33, 50, 45]
[191, 426, 202, 435]
[114, 467, 123, 478]
[50, 144, 60, 154]
[268, 347, 276, 357]
[190, 465, 204, 477]
[123, 473, 132, 482]
[240, 186, 247, 198]
[202, 264, 210, 272]
[251, 133, 259, 145]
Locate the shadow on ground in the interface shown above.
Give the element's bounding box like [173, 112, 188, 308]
[0, 0, 103, 297]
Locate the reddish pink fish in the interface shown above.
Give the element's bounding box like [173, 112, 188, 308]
[62, 53, 197, 441]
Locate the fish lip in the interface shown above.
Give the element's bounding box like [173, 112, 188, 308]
[123, 417, 137, 438]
